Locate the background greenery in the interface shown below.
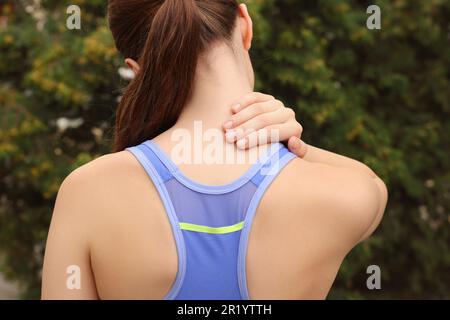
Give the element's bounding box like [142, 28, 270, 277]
[0, 0, 449, 299]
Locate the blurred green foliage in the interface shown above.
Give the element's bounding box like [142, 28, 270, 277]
[0, 0, 449, 299]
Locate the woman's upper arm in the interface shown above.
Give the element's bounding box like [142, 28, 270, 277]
[41, 168, 99, 300]
[357, 175, 388, 242]
[323, 165, 388, 247]
[291, 160, 388, 250]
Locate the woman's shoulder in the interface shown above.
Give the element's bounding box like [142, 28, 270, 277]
[270, 157, 385, 248]
[66, 150, 141, 180]
[59, 152, 133, 198]
[55, 150, 160, 220]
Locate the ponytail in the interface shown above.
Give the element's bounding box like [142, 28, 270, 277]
[109, 0, 239, 152]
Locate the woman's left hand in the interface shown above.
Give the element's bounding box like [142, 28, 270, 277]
[222, 92, 308, 158]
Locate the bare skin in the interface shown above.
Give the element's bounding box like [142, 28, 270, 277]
[41, 4, 387, 300]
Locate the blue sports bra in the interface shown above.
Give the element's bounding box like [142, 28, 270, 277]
[126, 140, 296, 300]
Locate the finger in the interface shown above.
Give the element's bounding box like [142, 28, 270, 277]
[236, 129, 273, 150]
[288, 136, 308, 158]
[226, 100, 282, 129]
[236, 121, 302, 150]
[227, 108, 291, 143]
[231, 92, 275, 113]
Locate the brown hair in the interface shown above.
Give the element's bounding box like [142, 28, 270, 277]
[108, 0, 239, 152]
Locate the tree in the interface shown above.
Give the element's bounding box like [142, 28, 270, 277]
[0, 0, 449, 299]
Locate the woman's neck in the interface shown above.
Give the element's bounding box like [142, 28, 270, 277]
[176, 44, 254, 131]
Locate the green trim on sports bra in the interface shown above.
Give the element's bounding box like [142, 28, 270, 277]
[179, 221, 245, 234]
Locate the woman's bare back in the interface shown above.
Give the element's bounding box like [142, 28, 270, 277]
[42, 141, 386, 299]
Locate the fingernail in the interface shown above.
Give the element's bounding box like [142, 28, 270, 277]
[226, 130, 237, 142]
[223, 120, 233, 129]
[234, 129, 247, 141]
[237, 128, 254, 141]
[237, 138, 247, 150]
[232, 103, 241, 113]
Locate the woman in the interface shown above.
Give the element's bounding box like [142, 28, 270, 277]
[42, 0, 387, 300]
